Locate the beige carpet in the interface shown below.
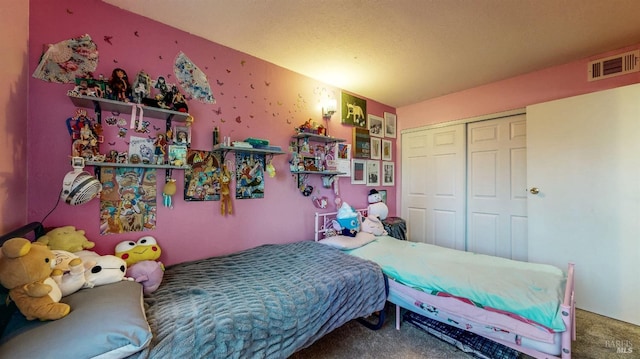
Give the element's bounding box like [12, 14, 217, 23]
[291, 306, 639, 358]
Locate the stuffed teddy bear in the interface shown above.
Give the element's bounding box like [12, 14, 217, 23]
[0, 238, 70, 321]
[360, 215, 388, 236]
[36, 226, 95, 253]
[115, 236, 164, 294]
[367, 189, 389, 220]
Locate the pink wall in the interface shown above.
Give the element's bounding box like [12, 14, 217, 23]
[0, 1, 29, 234]
[27, 0, 396, 265]
[398, 45, 640, 129]
[395, 44, 640, 213]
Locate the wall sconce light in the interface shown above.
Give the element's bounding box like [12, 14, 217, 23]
[322, 98, 337, 120]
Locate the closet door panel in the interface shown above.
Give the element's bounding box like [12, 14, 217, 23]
[402, 125, 465, 249]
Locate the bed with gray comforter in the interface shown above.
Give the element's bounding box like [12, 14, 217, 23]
[130, 241, 387, 358]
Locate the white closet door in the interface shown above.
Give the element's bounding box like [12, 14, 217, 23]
[401, 124, 466, 249]
[467, 115, 528, 260]
[527, 84, 640, 325]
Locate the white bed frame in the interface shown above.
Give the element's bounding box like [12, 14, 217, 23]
[315, 210, 576, 359]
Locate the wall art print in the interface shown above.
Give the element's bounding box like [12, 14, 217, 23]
[99, 166, 157, 235]
[341, 92, 367, 128]
[184, 150, 221, 201]
[236, 152, 265, 199]
[32, 34, 98, 83]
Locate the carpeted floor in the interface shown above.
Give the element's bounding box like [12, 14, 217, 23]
[290, 305, 640, 358]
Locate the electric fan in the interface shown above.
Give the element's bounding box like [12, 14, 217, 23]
[61, 157, 102, 205]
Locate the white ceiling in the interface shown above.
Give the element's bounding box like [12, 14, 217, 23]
[103, 0, 640, 108]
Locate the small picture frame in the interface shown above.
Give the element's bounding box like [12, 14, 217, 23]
[384, 112, 397, 138]
[366, 160, 380, 186]
[368, 114, 384, 138]
[370, 137, 381, 160]
[353, 127, 371, 159]
[378, 189, 387, 204]
[351, 159, 366, 185]
[173, 125, 191, 147]
[382, 139, 392, 161]
[168, 145, 188, 167]
[382, 161, 395, 186]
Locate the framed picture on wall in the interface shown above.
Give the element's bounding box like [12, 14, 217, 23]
[351, 159, 366, 184]
[384, 112, 397, 138]
[352, 127, 371, 159]
[366, 160, 380, 186]
[382, 139, 392, 161]
[382, 161, 395, 186]
[370, 138, 381, 160]
[368, 114, 384, 137]
[342, 92, 367, 128]
[378, 189, 387, 204]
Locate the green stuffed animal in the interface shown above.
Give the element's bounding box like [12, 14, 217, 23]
[36, 225, 95, 252]
[0, 238, 70, 321]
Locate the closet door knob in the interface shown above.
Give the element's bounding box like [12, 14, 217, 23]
[529, 187, 540, 195]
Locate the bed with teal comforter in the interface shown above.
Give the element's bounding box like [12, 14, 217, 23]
[129, 241, 386, 359]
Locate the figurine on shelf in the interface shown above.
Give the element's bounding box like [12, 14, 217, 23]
[153, 133, 167, 165]
[219, 165, 233, 216]
[108, 68, 131, 102]
[132, 71, 152, 104]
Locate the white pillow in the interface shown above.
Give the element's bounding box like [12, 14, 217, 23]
[318, 231, 376, 250]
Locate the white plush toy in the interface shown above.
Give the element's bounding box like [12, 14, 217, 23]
[367, 189, 388, 220]
[360, 215, 388, 236]
[51, 250, 131, 296]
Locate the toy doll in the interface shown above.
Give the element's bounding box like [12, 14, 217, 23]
[153, 134, 167, 165]
[218, 165, 233, 215]
[108, 68, 131, 102]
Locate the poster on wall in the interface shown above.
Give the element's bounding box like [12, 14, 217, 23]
[184, 150, 221, 201]
[341, 92, 367, 128]
[99, 167, 157, 235]
[332, 143, 351, 177]
[236, 152, 265, 199]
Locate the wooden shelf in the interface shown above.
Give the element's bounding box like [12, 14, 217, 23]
[68, 94, 190, 122]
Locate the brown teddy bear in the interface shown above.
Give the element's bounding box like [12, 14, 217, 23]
[36, 225, 95, 252]
[0, 238, 70, 321]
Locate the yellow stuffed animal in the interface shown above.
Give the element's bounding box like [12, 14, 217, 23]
[36, 225, 95, 252]
[0, 238, 70, 321]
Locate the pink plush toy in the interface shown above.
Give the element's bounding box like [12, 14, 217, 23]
[126, 260, 164, 294]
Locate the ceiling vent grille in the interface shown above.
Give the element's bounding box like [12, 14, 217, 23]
[588, 50, 640, 81]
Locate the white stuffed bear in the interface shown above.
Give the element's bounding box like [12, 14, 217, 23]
[367, 189, 388, 220]
[360, 215, 388, 236]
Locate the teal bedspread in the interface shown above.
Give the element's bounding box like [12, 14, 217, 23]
[347, 236, 566, 332]
[130, 241, 386, 359]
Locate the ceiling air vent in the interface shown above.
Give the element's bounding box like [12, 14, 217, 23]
[588, 50, 640, 81]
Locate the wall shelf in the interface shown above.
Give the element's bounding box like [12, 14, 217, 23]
[292, 132, 346, 143]
[85, 161, 189, 170]
[69, 94, 192, 181]
[212, 144, 286, 160]
[68, 94, 190, 123]
[290, 133, 346, 193]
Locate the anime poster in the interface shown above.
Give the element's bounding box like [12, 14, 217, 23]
[99, 167, 157, 235]
[184, 150, 221, 201]
[236, 152, 265, 199]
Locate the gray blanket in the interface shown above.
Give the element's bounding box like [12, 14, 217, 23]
[130, 241, 386, 358]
